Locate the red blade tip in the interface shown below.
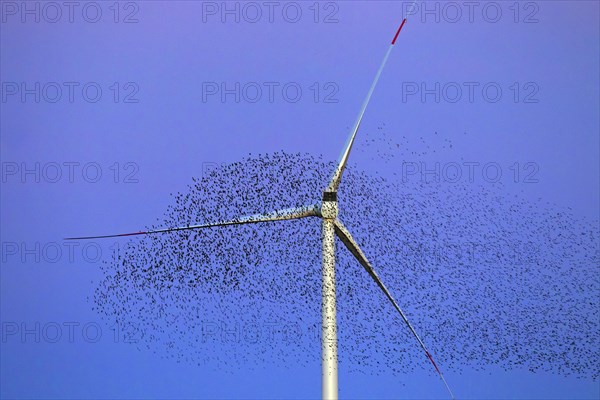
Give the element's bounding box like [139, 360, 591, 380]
[426, 351, 442, 375]
[391, 19, 407, 45]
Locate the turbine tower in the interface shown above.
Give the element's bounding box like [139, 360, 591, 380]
[68, 15, 455, 400]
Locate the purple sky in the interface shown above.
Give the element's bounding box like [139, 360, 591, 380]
[1, 1, 599, 399]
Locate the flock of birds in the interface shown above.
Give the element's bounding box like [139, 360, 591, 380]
[359, 124, 461, 161]
[91, 132, 599, 382]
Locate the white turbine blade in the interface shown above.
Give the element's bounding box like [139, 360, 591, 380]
[65, 204, 320, 240]
[326, 17, 409, 193]
[333, 219, 455, 399]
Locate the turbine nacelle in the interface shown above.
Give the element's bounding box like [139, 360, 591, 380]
[320, 192, 338, 219]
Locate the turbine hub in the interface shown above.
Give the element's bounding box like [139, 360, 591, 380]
[321, 192, 338, 219]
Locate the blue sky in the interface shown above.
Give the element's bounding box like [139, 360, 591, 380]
[1, 1, 599, 399]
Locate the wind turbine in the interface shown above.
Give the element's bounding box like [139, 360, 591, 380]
[67, 14, 455, 400]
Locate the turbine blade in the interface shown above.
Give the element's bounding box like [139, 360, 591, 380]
[333, 219, 455, 399]
[326, 17, 410, 192]
[65, 204, 320, 240]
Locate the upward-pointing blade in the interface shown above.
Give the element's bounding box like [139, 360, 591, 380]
[65, 205, 320, 240]
[333, 219, 455, 399]
[326, 17, 409, 193]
